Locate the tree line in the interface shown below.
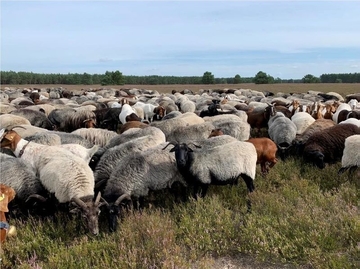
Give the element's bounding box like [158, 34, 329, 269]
[1, 70, 359, 85]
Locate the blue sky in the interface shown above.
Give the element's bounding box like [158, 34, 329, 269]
[1, 1, 360, 79]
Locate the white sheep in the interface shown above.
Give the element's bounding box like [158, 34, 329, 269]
[0, 128, 102, 235]
[338, 134, 360, 175]
[291, 112, 315, 135]
[71, 128, 118, 147]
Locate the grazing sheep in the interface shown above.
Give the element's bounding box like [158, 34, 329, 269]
[338, 135, 360, 176]
[71, 128, 118, 147]
[167, 122, 215, 143]
[10, 109, 54, 130]
[303, 123, 360, 169]
[268, 111, 297, 160]
[163, 135, 257, 198]
[25, 132, 62, 146]
[0, 153, 52, 217]
[0, 128, 103, 235]
[176, 95, 196, 113]
[333, 103, 351, 123]
[102, 142, 186, 232]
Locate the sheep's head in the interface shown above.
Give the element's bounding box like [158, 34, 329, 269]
[71, 192, 103, 235]
[104, 194, 131, 233]
[304, 150, 325, 169]
[163, 142, 201, 168]
[209, 128, 224, 138]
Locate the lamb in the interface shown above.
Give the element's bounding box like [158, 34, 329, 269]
[268, 111, 297, 160]
[302, 123, 360, 169]
[71, 128, 118, 147]
[0, 128, 103, 235]
[338, 135, 360, 175]
[102, 142, 186, 232]
[163, 135, 257, 198]
[0, 153, 52, 217]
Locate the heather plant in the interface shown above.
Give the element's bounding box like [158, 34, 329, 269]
[1, 155, 359, 269]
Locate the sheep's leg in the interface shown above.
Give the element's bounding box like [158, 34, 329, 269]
[241, 174, 255, 193]
[193, 184, 208, 199]
[268, 158, 278, 168]
[260, 162, 267, 175]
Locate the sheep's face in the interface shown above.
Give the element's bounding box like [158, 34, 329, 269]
[80, 203, 101, 235]
[108, 204, 121, 233]
[305, 151, 325, 169]
[170, 144, 192, 168]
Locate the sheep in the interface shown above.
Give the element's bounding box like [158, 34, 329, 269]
[166, 122, 215, 143]
[302, 123, 360, 169]
[246, 104, 273, 135]
[338, 135, 360, 176]
[203, 113, 251, 141]
[71, 128, 118, 147]
[0, 153, 53, 217]
[25, 132, 62, 146]
[94, 133, 166, 191]
[267, 111, 297, 160]
[49, 108, 96, 132]
[295, 119, 336, 145]
[163, 135, 257, 198]
[0, 114, 31, 130]
[291, 112, 315, 135]
[208, 128, 224, 138]
[95, 107, 121, 131]
[102, 142, 186, 232]
[10, 108, 54, 130]
[175, 95, 196, 113]
[247, 138, 278, 175]
[0, 128, 103, 235]
[339, 118, 360, 127]
[0, 183, 16, 245]
[161, 111, 182, 120]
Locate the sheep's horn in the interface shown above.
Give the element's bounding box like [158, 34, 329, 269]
[71, 196, 87, 209]
[114, 194, 131, 206]
[162, 141, 177, 150]
[94, 191, 101, 205]
[25, 194, 47, 203]
[188, 143, 202, 149]
[95, 178, 107, 189]
[100, 197, 109, 207]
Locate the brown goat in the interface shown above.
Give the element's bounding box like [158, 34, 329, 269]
[0, 184, 16, 245]
[247, 138, 278, 175]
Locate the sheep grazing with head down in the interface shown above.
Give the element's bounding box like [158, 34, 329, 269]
[338, 134, 360, 176]
[0, 128, 103, 235]
[303, 123, 360, 169]
[163, 135, 257, 198]
[247, 138, 278, 175]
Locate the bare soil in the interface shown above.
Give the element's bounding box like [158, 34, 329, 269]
[1, 83, 360, 96]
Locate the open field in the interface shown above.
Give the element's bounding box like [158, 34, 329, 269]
[1, 83, 360, 96]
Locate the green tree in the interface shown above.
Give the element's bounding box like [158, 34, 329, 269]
[202, 71, 215, 84]
[302, 74, 320, 83]
[335, 78, 342, 83]
[101, 71, 114, 85]
[234, 74, 242, 84]
[254, 71, 270, 84]
[112, 70, 125, 85]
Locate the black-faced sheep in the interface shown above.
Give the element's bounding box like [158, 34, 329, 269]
[163, 135, 257, 198]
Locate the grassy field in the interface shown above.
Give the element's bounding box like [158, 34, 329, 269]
[1, 158, 359, 268]
[1, 83, 360, 96]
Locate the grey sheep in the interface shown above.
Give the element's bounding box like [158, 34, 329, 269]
[102, 142, 186, 232]
[268, 111, 297, 160]
[72, 128, 118, 147]
[10, 109, 54, 130]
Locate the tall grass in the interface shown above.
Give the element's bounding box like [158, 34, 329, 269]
[1, 157, 359, 269]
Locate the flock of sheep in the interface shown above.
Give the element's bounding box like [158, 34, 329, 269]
[0, 86, 359, 234]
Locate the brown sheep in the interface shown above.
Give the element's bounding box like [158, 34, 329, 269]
[119, 121, 149, 134]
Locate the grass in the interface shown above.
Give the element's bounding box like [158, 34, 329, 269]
[1, 157, 359, 269]
[1, 83, 360, 96]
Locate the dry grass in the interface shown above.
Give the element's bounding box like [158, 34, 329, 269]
[1, 83, 360, 96]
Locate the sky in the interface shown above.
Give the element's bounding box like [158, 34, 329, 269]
[1, 1, 360, 79]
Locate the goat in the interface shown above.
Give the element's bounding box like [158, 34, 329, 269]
[0, 184, 16, 245]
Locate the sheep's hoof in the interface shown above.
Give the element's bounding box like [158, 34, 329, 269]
[8, 225, 17, 237]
